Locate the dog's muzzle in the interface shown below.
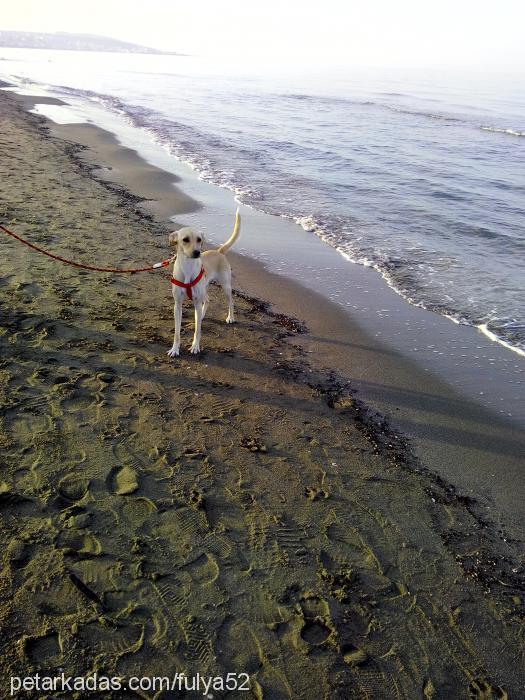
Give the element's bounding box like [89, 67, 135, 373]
[192, 251, 201, 258]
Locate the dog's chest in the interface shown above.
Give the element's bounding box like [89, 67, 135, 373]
[171, 262, 207, 301]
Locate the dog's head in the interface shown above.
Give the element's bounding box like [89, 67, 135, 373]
[168, 227, 204, 259]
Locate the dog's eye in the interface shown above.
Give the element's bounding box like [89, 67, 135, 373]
[183, 237, 190, 243]
[197, 238, 202, 243]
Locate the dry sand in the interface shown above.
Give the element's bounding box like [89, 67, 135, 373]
[0, 88, 524, 699]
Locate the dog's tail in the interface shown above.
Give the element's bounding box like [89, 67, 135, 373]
[218, 209, 241, 254]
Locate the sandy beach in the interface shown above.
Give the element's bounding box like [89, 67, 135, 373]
[1, 86, 524, 699]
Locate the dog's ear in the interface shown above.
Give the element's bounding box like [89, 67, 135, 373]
[168, 231, 178, 248]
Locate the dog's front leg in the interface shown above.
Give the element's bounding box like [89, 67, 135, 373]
[202, 294, 209, 320]
[167, 298, 182, 357]
[189, 299, 204, 354]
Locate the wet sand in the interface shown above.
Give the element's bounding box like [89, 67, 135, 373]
[1, 88, 524, 699]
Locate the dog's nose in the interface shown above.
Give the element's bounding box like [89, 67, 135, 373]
[192, 250, 201, 258]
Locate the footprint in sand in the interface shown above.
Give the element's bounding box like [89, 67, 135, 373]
[297, 591, 335, 648]
[57, 530, 102, 557]
[25, 326, 50, 348]
[6, 538, 29, 567]
[468, 679, 508, 700]
[216, 618, 265, 676]
[122, 498, 157, 528]
[252, 666, 293, 700]
[35, 573, 87, 617]
[180, 615, 214, 666]
[182, 552, 220, 586]
[58, 473, 90, 502]
[235, 585, 284, 627]
[60, 391, 96, 413]
[108, 465, 139, 496]
[76, 620, 143, 658]
[299, 593, 330, 620]
[23, 632, 62, 668]
[300, 619, 332, 645]
[0, 483, 34, 518]
[340, 643, 369, 668]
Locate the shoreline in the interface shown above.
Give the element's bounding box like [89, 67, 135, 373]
[5, 83, 523, 409]
[1, 87, 525, 696]
[14, 80, 525, 366]
[29, 94, 525, 541]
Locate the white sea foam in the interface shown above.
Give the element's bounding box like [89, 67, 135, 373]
[291, 212, 525, 357]
[30, 103, 87, 124]
[477, 323, 525, 357]
[480, 125, 525, 137]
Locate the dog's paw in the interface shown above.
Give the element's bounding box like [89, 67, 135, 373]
[167, 346, 180, 357]
[226, 315, 235, 324]
[189, 342, 201, 354]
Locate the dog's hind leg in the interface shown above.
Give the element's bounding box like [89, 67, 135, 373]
[190, 300, 205, 354]
[224, 282, 235, 324]
[167, 299, 182, 357]
[216, 268, 235, 323]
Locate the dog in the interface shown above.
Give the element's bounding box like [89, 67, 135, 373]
[167, 209, 240, 356]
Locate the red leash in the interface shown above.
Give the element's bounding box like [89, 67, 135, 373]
[0, 223, 173, 273]
[171, 267, 205, 300]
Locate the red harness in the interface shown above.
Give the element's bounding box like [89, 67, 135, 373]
[171, 266, 205, 300]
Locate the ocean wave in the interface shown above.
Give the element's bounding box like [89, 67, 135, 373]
[291, 213, 525, 356]
[277, 91, 463, 123]
[383, 104, 461, 121]
[378, 92, 409, 97]
[480, 125, 525, 137]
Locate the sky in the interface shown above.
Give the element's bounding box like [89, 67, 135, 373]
[1, 0, 524, 71]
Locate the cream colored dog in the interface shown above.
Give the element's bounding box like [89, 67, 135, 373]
[167, 209, 240, 356]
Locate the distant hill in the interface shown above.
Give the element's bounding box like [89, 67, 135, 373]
[0, 31, 182, 55]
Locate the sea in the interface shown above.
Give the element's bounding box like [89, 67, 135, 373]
[1, 49, 524, 355]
